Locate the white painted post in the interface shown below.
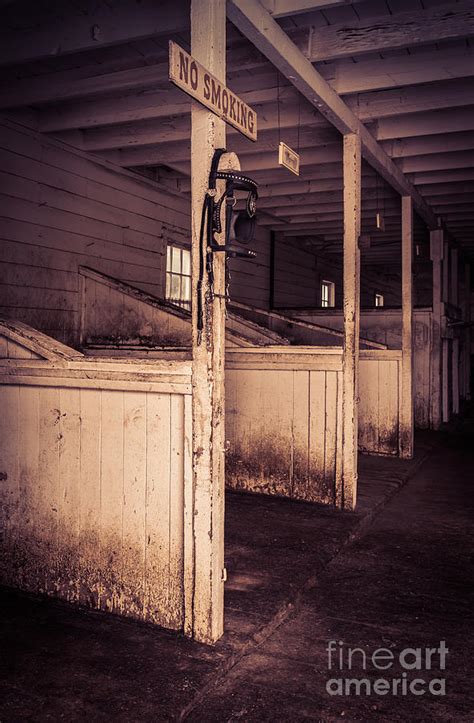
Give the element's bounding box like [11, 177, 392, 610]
[430, 228, 444, 429]
[443, 240, 449, 303]
[189, 0, 226, 644]
[451, 248, 459, 307]
[400, 196, 414, 458]
[451, 247, 460, 414]
[341, 133, 361, 510]
[465, 263, 472, 401]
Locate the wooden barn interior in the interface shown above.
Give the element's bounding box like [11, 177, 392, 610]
[0, 0, 473, 644]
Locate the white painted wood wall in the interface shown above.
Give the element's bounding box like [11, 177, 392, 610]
[0, 323, 192, 631]
[288, 309, 432, 429]
[226, 347, 402, 507]
[226, 348, 343, 505]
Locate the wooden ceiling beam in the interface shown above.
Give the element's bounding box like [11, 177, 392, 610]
[348, 79, 474, 123]
[409, 169, 474, 186]
[80, 120, 336, 155]
[227, 0, 437, 228]
[87, 102, 326, 155]
[428, 194, 474, 207]
[398, 151, 474, 175]
[254, 188, 397, 208]
[113, 143, 343, 174]
[382, 133, 474, 160]
[318, 48, 474, 95]
[0, 62, 169, 110]
[304, 1, 474, 62]
[375, 107, 474, 141]
[37, 80, 301, 132]
[0, 0, 189, 68]
[259, 0, 365, 18]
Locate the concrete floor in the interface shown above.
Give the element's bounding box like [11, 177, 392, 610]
[0, 428, 472, 721]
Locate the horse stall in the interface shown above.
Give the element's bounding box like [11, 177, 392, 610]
[0, 258, 406, 628]
[0, 317, 193, 632]
[80, 269, 403, 506]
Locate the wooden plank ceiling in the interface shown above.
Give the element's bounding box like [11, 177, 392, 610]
[0, 0, 473, 266]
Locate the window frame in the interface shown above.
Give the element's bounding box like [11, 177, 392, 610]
[321, 279, 336, 308]
[165, 243, 191, 310]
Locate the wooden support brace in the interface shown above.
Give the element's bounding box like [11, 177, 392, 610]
[188, 0, 226, 644]
[341, 133, 361, 510]
[400, 196, 414, 458]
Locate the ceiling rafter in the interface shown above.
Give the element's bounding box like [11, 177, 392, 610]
[302, 1, 474, 62]
[0, 0, 189, 67]
[226, 0, 437, 228]
[317, 47, 474, 95]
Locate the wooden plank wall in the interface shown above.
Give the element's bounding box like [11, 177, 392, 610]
[228, 224, 272, 309]
[80, 269, 191, 346]
[0, 335, 42, 359]
[0, 357, 191, 630]
[273, 242, 318, 308]
[288, 308, 432, 429]
[225, 347, 401, 506]
[359, 351, 401, 456]
[225, 349, 343, 505]
[0, 119, 190, 345]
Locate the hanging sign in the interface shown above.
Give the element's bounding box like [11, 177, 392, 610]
[278, 141, 300, 176]
[169, 41, 257, 142]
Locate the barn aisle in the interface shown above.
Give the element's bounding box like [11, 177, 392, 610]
[2, 429, 471, 721]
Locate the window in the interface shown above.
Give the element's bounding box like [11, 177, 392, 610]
[166, 244, 191, 310]
[321, 280, 335, 308]
[375, 293, 384, 308]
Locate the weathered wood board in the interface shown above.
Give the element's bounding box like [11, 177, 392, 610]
[0, 324, 192, 632]
[226, 349, 343, 505]
[225, 346, 402, 505]
[287, 308, 433, 429]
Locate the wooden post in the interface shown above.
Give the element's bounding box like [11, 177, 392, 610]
[430, 229, 444, 429]
[400, 196, 414, 458]
[341, 133, 361, 510]
[465, 263, 472, 401]
[443, 240, 449, 303]
[451, 247, 459, 414]
[189, 0, 226, 644]
[451, 248, 459, 307]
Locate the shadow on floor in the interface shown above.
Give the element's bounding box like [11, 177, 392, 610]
[0, 436, 435, 721]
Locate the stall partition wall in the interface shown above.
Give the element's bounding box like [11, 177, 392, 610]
[226, 347, 402, 506]
[0, 320, 192, 632]
[79, 266, 288, 350]
[286, 309, 433, 429]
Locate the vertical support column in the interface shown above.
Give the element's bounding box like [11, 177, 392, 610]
[341, 133, 361, 510]
[450, 248, 458, 307]
[465, 263, 471, 401]
[430, 229, 444, 429]
[400, 196, 414, 458]
[441, 239, 450, 422]
[189, 0, 226, 644]
[443, 240, 449, 303]
[451, 248, 459, 414]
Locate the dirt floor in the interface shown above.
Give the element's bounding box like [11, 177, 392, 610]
[0, 426, 472, 721]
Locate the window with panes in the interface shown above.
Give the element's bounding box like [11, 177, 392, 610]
[165, 244, 191, 310]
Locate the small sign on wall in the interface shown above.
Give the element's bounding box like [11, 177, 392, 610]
[169, 41, 257, 141]
[278, 141, 300, 176]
